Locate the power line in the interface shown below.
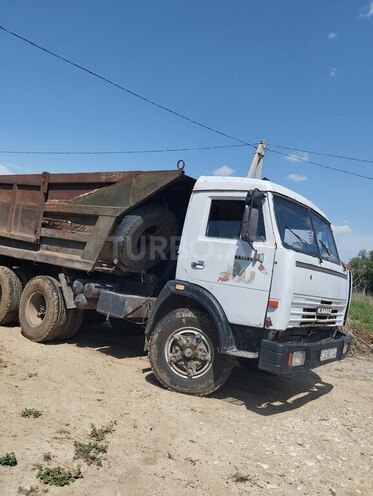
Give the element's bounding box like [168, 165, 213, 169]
[0, 144, 248, 155]
[3, 141, 371, 181]
[1, 141, 372, 181]
[1, 25, 372, 181]
[2, 141, 372, 167]
[267, 143, 373, 165]
[0, 24, 256, 149]
[267, 148, 373, 181]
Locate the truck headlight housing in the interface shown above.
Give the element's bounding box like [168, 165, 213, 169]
[289, 350, 306, 367]
[342, 341, 350, 355]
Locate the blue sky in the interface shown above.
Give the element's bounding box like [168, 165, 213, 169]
[0, 0, 372, 260]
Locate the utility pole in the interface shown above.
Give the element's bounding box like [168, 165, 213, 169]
[247, 140, 266, 179]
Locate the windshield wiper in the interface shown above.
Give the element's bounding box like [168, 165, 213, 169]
[285, 226, 307, 245]
[319, 239, 331, 256]
[309, 216, 323, 264]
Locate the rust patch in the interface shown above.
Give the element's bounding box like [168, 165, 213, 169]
[218, 267, 256, 284]
[218, 271, 231, 282]
[265, 317, 273, 328]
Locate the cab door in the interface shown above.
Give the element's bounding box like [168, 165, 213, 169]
[176, 191, 276, 327]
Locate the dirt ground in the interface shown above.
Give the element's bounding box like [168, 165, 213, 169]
[0, 322, 372, 496]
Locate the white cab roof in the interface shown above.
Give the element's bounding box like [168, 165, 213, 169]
[194, 176, 327, 220]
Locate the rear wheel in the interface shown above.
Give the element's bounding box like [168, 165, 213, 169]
[57, 309, 84, 340]
[19, 276, 67, 343]
[0, 266, 23, 325]
[148, 308, 234, 396]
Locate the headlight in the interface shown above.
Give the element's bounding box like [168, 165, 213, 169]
[342, 341, 350, 355]
[289, 350, 306, 367]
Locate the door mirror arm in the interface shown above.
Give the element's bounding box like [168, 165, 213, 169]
[240, 190, 265, 264]
[240, 189, 264, 244]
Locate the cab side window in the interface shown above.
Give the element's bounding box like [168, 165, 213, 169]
[206, 199, 266, 241]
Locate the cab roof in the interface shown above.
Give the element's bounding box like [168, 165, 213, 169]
[194, 176, 327, 220]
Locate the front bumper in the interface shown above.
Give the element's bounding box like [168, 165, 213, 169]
[258, 331, 352, 375]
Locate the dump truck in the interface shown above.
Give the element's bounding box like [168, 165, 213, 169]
[0, 167, 351, 395]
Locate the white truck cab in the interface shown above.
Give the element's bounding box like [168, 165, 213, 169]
[147, 175, 351, 395]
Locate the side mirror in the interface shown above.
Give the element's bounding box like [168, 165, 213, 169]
[241, 206, 259, 243]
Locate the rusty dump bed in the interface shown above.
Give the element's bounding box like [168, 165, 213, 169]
[0, 169, 195, 273]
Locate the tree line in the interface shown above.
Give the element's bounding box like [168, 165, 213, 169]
[350, 250, 373, 295]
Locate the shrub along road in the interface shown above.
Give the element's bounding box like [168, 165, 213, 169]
[0, 322, 372, 495]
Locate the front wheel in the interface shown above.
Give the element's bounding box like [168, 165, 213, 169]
[148, 308, 233, 396]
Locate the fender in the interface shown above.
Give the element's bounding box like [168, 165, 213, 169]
[145, 280, 235, 353]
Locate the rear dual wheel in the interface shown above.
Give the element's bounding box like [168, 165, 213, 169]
[19, 276, 82, 342]
[0, 266, 23, 325]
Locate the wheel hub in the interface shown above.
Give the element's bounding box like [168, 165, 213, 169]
[165, 328, 213, 379]
[27, 292, 47, 326]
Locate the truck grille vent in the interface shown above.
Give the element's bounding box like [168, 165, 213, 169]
[289, 294, 345, 328]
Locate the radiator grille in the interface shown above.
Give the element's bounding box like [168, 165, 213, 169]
[289, 294, 345, 327]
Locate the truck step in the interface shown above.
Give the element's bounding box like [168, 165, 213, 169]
[225, 349, 259, 359]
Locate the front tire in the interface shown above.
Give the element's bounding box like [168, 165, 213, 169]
[148, 308, 233, 396]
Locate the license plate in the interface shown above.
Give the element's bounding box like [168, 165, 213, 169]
[320, 347, 337, 361]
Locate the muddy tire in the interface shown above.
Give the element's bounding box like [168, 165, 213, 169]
[57, 309, 84, 340]
[0, 266, 23, 325]
[113, 204, 178, 272]
[109, 317, 145, 336]
[19, 276, 67, 343]
[148, 308, 234, 396]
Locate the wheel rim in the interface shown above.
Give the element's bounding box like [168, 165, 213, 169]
[165, 327, 213, 379]
[26, 291, 47, 327]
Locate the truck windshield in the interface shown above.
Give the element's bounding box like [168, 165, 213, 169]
[273, 195, 340, 265]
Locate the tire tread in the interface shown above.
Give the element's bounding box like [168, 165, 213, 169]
[0, 266, 23, 325]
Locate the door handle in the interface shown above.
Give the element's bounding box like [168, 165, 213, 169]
[191, 260, 205, 270]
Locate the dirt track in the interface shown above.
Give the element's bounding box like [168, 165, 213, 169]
[0, 322, 372, 496]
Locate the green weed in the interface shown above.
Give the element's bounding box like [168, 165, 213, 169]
[73, 441, 107, 466]
[0, 452, 17, 466]
[90, 420, 116, 441]
[21, 408, 42, 418]
[18, 486, 48, 495]
[35, 465, 82, 486]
